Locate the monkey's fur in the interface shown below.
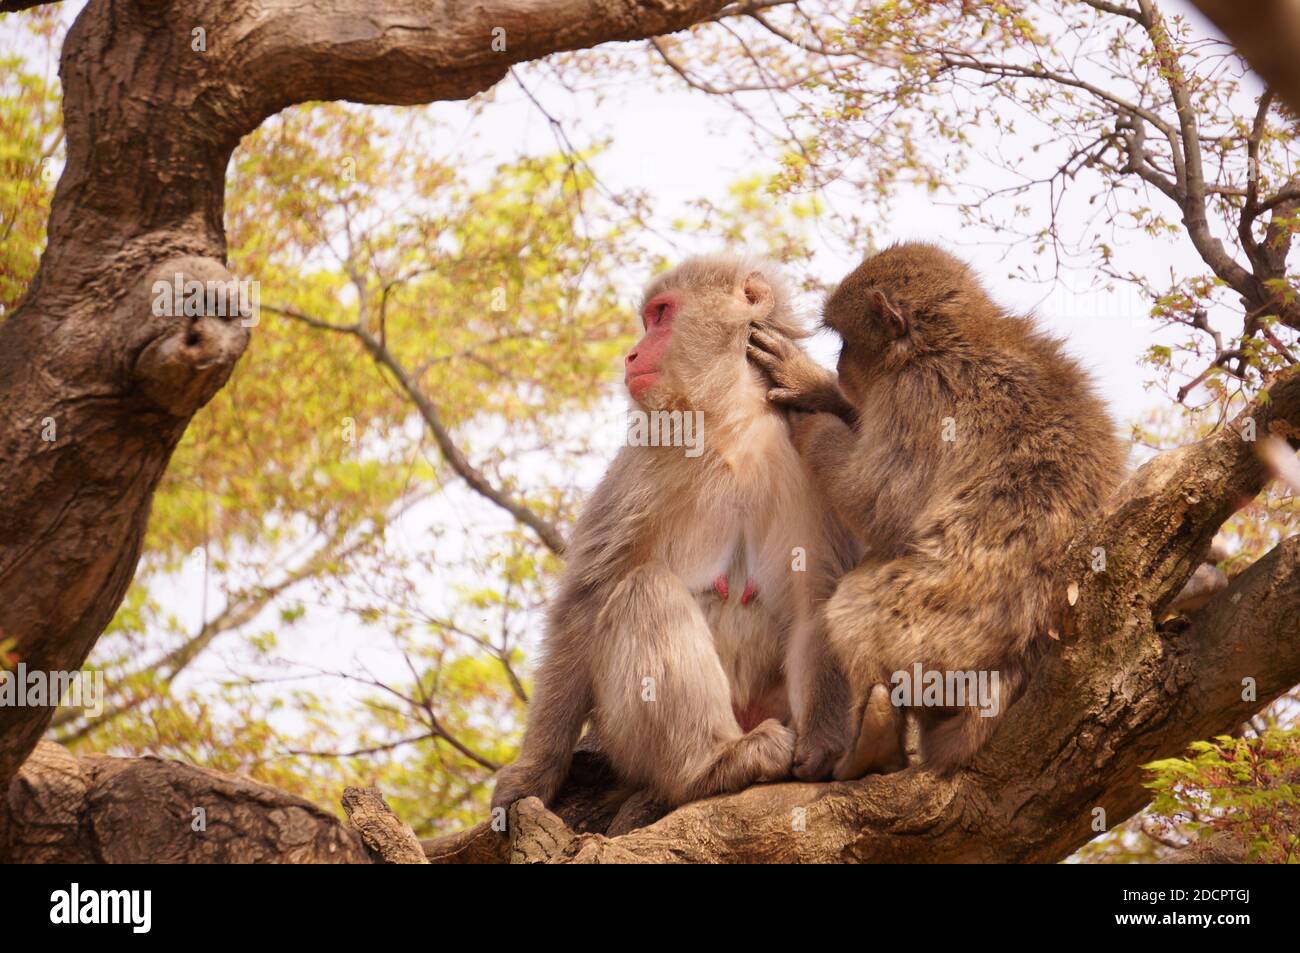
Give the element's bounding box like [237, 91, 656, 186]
[491, 256, 856, 814]
[750, 242, 1126, 777]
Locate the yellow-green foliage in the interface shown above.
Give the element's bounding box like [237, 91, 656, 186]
[0, 14, 60, 316]
[1144, 732, 1300, 864]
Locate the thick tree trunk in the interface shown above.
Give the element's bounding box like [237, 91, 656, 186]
[0, 0, 733, 792]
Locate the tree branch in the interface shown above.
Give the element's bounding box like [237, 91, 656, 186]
[1135, 0, 1259, 304]
[1062, 365, 1299, 631]
[0, 742, 371, 863]
[341, 786, 429, 864]
[1080, 0, 1144, 23]
[1238, 88, 1275, 275]
[0, 1, 61, 12]
[265, 304, 567, 556]
[50, 498, 426, 739]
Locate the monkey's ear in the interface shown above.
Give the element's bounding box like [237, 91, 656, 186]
[741, 271, 775, 318]
[869, 289, 909, 338]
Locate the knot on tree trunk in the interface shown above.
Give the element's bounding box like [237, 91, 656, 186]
[131, 256, 251, 417]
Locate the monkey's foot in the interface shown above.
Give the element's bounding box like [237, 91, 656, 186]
[490, 759, 558, 819]
[792, 731, 841, 782]
[833, 684, 907, 781]
[739, 719, 797, 783]
[698, 719, 795, 797]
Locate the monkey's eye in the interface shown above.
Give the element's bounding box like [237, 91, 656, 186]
[651, 303, 668, 326]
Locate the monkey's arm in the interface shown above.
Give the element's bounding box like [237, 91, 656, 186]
[786, 384, 859, 427]
[747, 325, 858, 427]
[790, 412, 878, 540]
[490, 601, 594, 814]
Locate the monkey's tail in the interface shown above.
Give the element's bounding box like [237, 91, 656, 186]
[920, 706, 1000, 774]
[921, 661, 1028, 774]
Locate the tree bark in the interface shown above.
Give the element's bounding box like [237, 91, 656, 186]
[341, 786, 429, 863]
[0, 741, 372, 863]
[0, 0, 733, 792]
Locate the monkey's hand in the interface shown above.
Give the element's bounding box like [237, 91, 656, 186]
[490, 760, 550, 823]
[793, 729, 843, 782]
[748, 324, 858, 426]
[747, 323, 837, 408]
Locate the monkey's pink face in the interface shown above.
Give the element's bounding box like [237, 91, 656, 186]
[624, 291, 679, 403]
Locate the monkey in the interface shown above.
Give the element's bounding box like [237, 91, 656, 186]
[490, 256, 858, 815]
[747, 242, 1127, 778]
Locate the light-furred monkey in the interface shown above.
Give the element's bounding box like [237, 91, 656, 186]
[748, 242, 1126, 778]
[491, 256, 857, 813]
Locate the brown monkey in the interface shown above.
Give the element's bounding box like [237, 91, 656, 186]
[491, 256, 856, 814]
[748, 242, 1126, 777]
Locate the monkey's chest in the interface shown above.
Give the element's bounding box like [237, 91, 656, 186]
[667, 492, 790, 594]
[674, 522, 788, 714]
[662, 481, 800, 711]
[695, 585, 787, 715]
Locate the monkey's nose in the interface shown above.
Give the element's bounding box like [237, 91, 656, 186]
[625, 350, 638, 365]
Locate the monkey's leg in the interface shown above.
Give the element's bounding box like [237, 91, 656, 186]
[833, 682, 908, 781]
[830, 555, 1037, 776]
[788, 612, 852, 781]
[594, 564, 795, 806]
[818, 561, 911, 780]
